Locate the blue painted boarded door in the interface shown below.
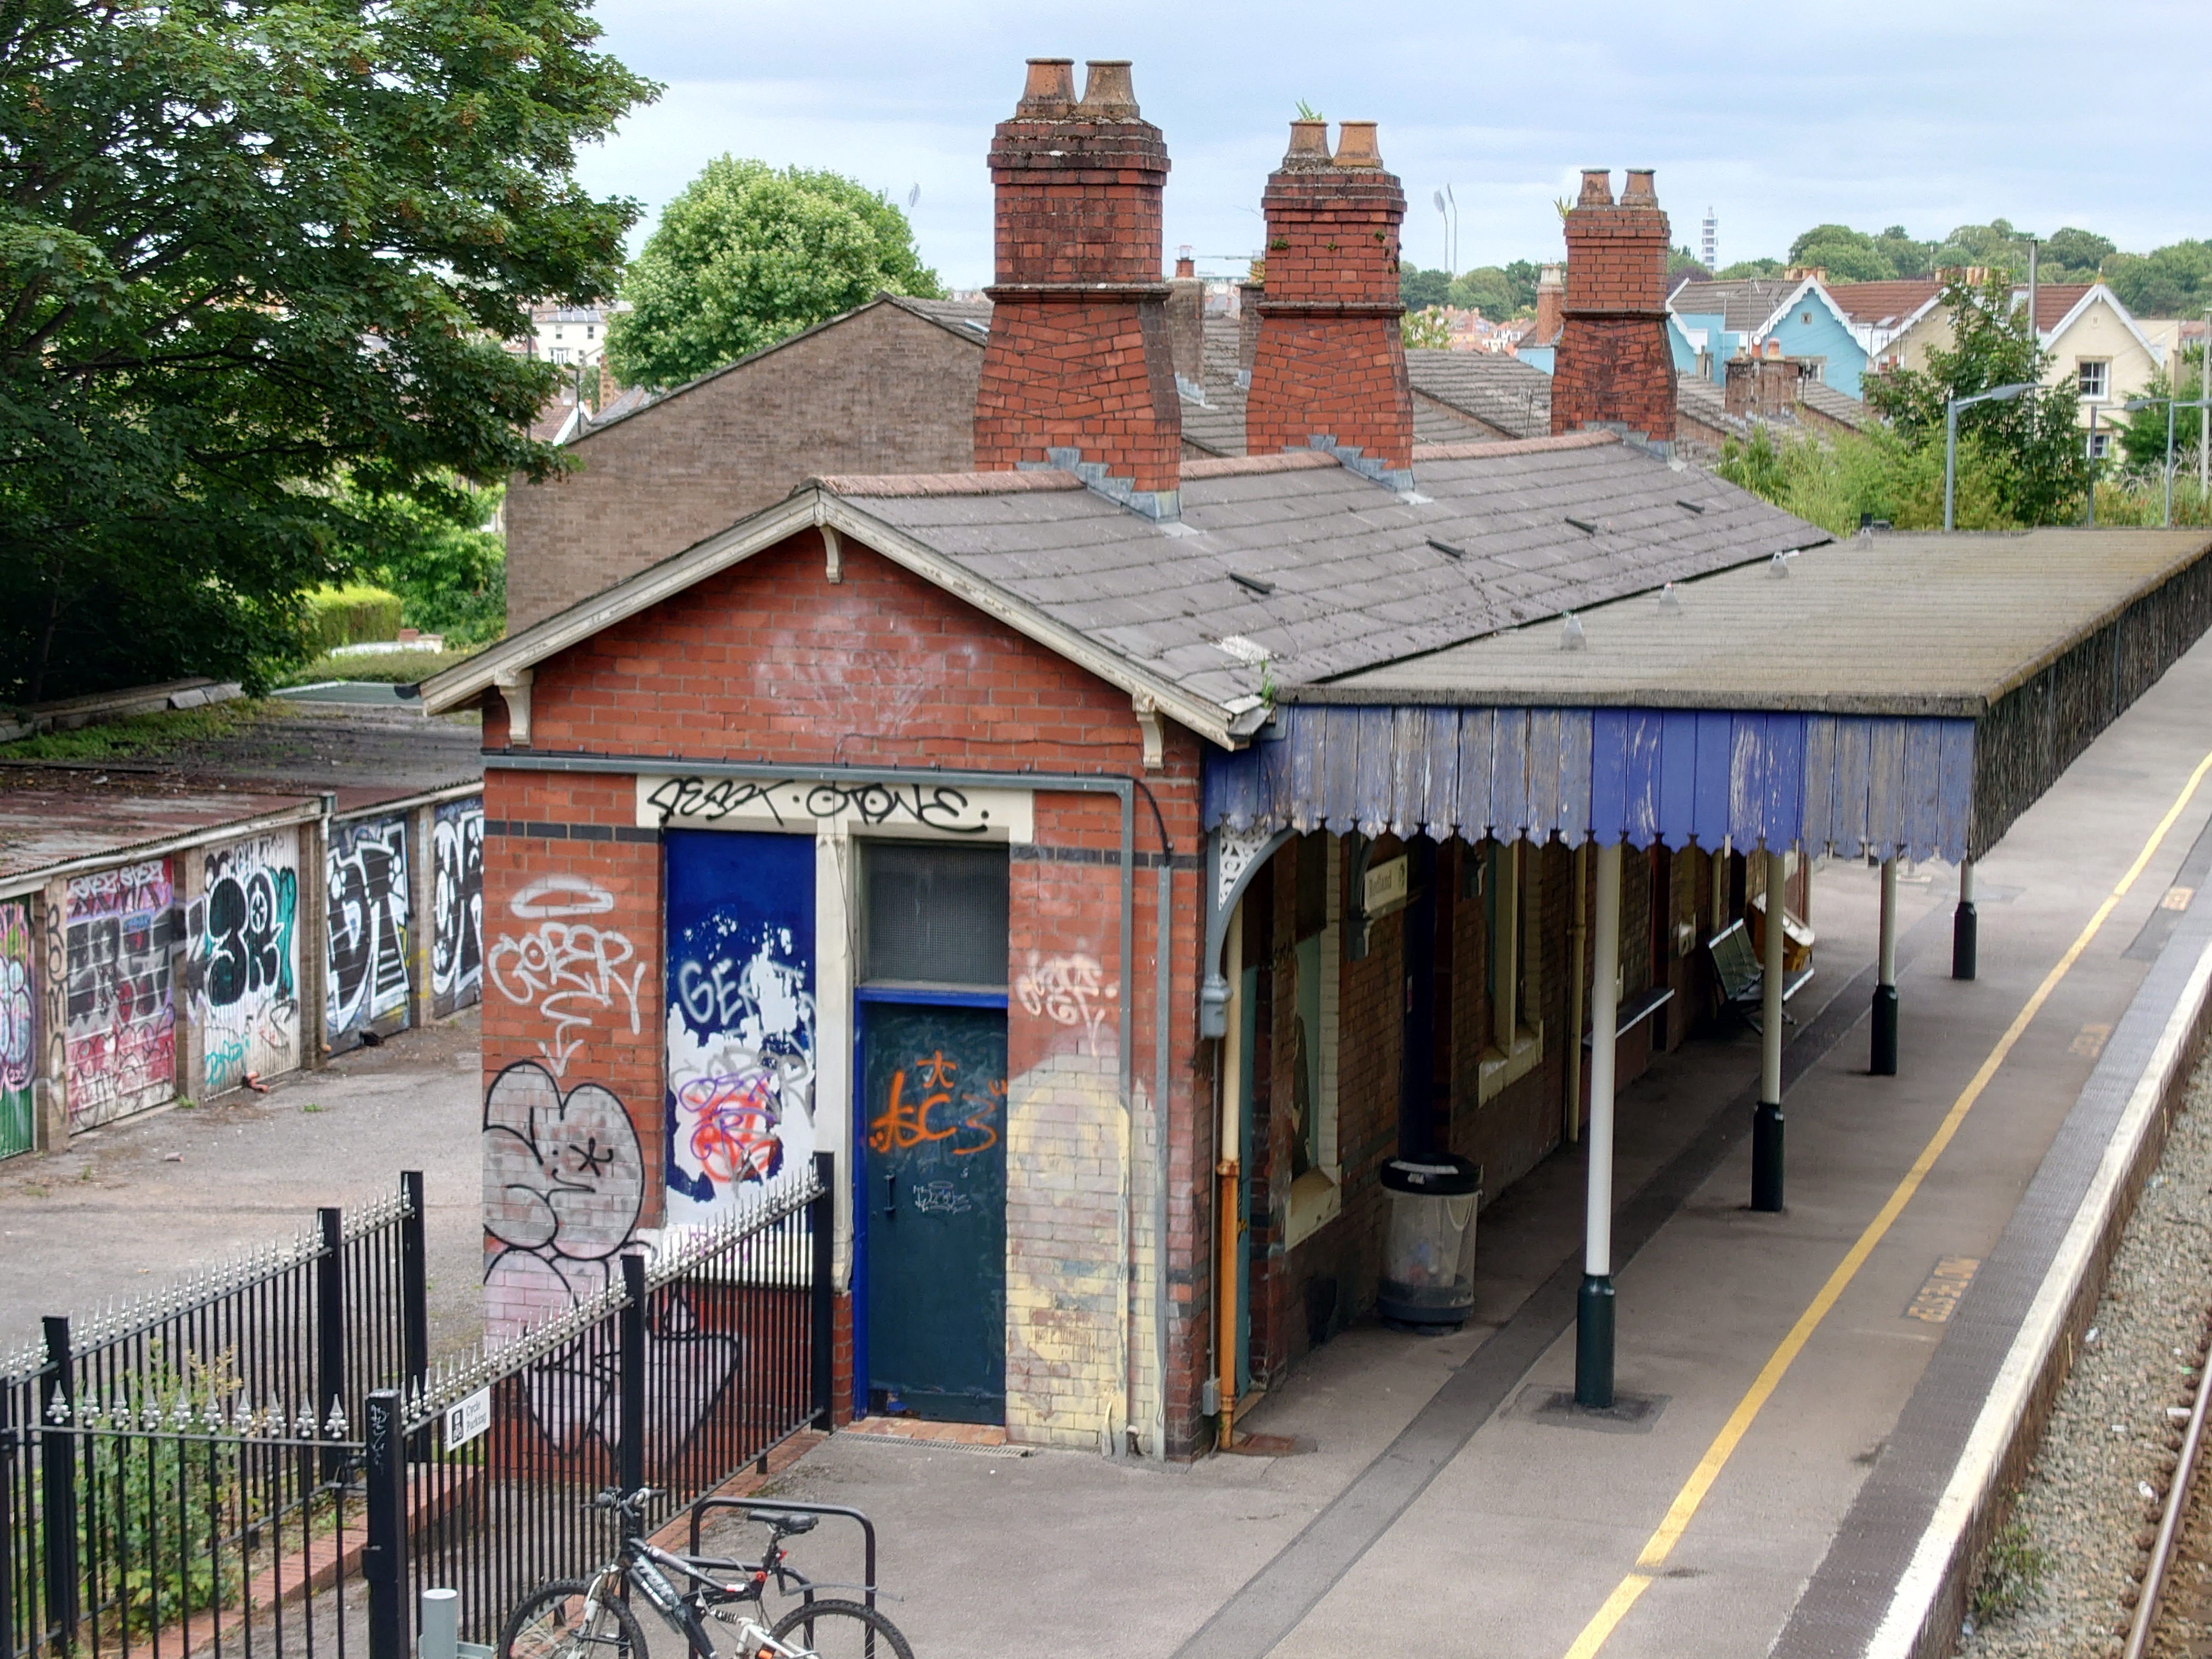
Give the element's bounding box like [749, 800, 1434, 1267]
[860, 1003, 1007, 1423]
[663, 830, 819, 1226]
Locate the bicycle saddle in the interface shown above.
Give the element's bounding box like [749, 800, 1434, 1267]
[754, 1511, 820, 1536]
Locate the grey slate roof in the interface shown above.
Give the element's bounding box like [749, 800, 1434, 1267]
[1801, 380, 1875, 431]
[889, 295, 993, 340]
[1669, 278, 1798, 332]
[1405, 349, 1553, 439]
[837, 435, 1829, 711]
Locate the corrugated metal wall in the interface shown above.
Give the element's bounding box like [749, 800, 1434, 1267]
[1204, 704, 1974, 862]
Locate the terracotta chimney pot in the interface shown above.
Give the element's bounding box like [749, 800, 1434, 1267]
[1017, 58, 1075, 117]
[1284, 118, 1330, 166]
[1578, 168, 1615, 207]
[1332, 121, 1383, 169]
[1620, 168, 1658, 206]
[1075, 59, 1139, 119]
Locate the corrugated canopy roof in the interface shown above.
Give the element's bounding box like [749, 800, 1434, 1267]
[1316, 527, 2212, 715]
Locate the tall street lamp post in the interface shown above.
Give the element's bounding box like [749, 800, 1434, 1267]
[1945, 382, 2036, 532]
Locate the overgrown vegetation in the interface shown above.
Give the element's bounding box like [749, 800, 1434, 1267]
[0, 702, 263, 762]
[1402, 307, 1454, 348]
[1968, 1514, 2053, 1625]
[279, 649, 481, 687]
[301, 587, 405, 656]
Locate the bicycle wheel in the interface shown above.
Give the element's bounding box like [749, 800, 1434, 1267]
[501, 1577, 650, 1659]
[766, 1598, 914, 1659]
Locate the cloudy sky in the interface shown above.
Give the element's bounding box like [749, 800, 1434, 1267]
[572, 0, 2212, 289]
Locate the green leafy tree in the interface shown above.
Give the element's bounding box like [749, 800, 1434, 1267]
[1787, 223, 1895, 283]
[1402, 307, 1453, 349]
[1667, 245, 1708, 279]
[606, 159, 941, 390]
[1863, 273, 2088, 523]
[1400, 263, 1452, 312]
[1875, 227, 1933, 279]
[1713, 258, 1783, 279]
[2116, 353, 2205, 472]
[340, 481, 509, 647]
[0, 0, 654, 706]
[2040, 227, 2115, 281]
[1929, 219, 2032, 278]
[2102, 241, 2212, 317]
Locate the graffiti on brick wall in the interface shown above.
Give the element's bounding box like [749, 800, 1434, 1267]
[664, 832, 816, 1231]
[1015, 951, 1119, 1058]
[431, 802, 484, 1017]
[65, 860, 179, 1127]
[191, 834, 300, 1094]
[482, 1058, 643, 1323]
[327, 816, 411, 1043]
[489, 876, 644, 1080]
[481, 1059, 738, 1450]
[1, 900, 36, 1156]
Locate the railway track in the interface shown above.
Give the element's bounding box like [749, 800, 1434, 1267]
[2124, 1299, 2212, 1656]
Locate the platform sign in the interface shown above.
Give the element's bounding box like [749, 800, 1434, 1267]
[443, 1387, 492, 1451]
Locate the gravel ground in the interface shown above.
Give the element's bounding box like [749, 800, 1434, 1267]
[1960, 1053, 2212, 1658]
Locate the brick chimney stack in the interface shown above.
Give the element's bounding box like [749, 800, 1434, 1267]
[1532, 263, 1564, 347]
[974, 58, 1181, 515]
[1167, 244, 1205, 388]
[1245, 119, 1413, 486]
[1550, 167, 1677, 448]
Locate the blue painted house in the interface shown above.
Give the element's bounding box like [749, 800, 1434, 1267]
[1667, 276, 1873, 397]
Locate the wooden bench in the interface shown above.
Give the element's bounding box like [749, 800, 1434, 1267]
[1581, 985, 1675, 1048]
[1707, 918, 1813, 1033]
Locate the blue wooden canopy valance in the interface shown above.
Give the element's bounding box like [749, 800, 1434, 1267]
[1203, 703, 1974, 864]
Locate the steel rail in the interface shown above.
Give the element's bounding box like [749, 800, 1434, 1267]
[2123, 1303, 2212, 1657]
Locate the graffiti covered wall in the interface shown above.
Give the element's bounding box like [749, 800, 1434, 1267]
[65, 859, 179, 1127]
[327, 816, 411, 1046]
[193, 833, 301, 1094]
[1, 900, 36, 1158]
[662, 830, 817, 1231]
[432, 800, 485, 1017]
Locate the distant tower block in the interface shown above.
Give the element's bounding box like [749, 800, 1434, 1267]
[1701, 207, 1718, 272]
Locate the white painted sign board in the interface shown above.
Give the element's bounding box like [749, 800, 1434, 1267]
[443, 1387, 492, 1451]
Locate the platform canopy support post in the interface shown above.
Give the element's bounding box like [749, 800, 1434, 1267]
[1953, 857, 1978, 981]
[1752, 846, 1787, 1212]
[1871, 855, 1900, 1076]
[1576, 838, 1623, 1410]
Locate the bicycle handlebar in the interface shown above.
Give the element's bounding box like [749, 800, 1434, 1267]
[586, 1486, 656, 1514]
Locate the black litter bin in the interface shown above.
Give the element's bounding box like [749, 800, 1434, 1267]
[1376, 1154, 1482, 1330]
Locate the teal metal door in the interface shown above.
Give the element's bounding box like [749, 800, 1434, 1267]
[860, 1000, 1008, 1423]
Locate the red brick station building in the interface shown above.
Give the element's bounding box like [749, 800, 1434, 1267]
[426, 59, 2210, 1457]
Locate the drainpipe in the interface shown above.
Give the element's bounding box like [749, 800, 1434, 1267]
[1215, 915, 1243, 1450]
[1565, 842, 1589, 1144]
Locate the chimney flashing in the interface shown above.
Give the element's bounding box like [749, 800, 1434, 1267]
[1024, 447, 1182, 521]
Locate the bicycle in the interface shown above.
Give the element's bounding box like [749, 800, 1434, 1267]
[499, 1486, 912, 1659]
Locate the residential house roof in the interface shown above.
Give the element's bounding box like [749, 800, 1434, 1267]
[421, 433, 1830, 747]
[1668, 278, 1802, 332]
[2026, 283, 2095, 333]
[1824, 280, 1944, 329]
[1404, 349, 1554, 441]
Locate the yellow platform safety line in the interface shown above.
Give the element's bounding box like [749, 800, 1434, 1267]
[1562, 745, 2212, 1659]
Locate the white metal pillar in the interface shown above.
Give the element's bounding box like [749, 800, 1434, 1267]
[1752, 847, 1786, 1211]
[1871, 856, 1899, 1075]
[1576, 840, 1623, 1408]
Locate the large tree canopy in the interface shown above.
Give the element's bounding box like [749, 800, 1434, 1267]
[605, 157, 940, 391]
[0, 0, 654, 704]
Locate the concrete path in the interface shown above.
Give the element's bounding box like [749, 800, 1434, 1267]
[735, 629, 2212, 1658]
[0, 1009, 484, 1364]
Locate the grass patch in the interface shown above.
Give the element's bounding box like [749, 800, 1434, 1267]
[277, 647, 482, 686]
[1969, 1514, 2052, 1625]
[0, 700, 265, 762]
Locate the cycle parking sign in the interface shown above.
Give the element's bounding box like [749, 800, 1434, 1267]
[444, 1387, 492, 1451]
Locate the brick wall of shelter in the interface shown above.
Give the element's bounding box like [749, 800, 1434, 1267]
[482, 527, 1215, 1455]
[503, 304, 983, 631]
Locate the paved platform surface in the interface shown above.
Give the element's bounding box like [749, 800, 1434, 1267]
[741, 629, 2212, 1657]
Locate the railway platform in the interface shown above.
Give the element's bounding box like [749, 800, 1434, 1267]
[746, 627, 2212, 1658]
